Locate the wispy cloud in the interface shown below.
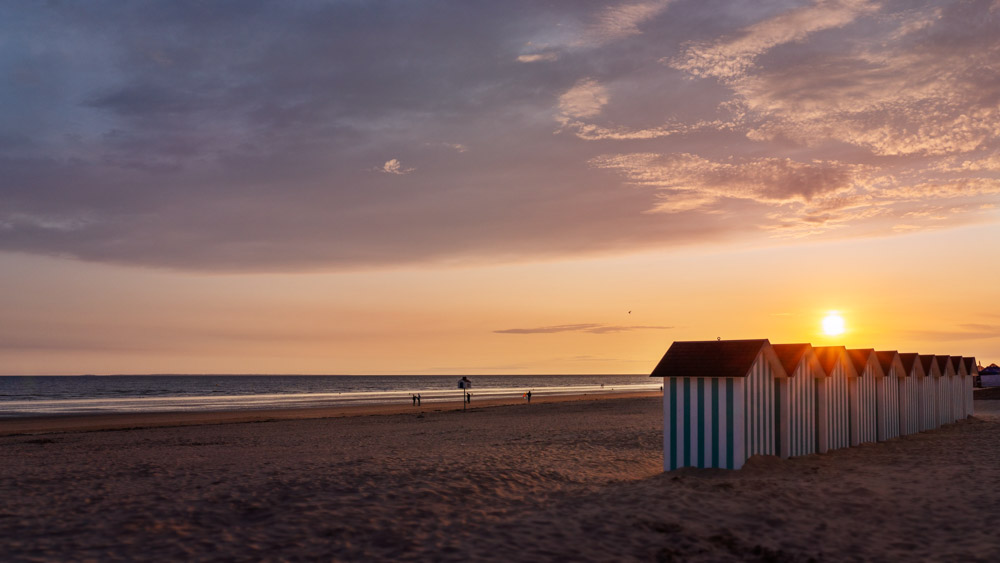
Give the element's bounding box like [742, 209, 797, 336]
[902, 324, 1000, 343]
[587, 0, 674, 43]
[591, 152, 863, 211]
[516, 52, 558, 63]
[495, 323, 672, 335]
[670, 0, 878, 79]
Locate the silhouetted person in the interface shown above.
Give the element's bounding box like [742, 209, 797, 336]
[412, 394, 417, 406]
[417, 393, 422, 406]
[527, 390, 532, 403]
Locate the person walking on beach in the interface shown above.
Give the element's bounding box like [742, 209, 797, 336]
[412, 394, 417, 406]
[526, 390, 532, 404]
[417, 393, 421, 406]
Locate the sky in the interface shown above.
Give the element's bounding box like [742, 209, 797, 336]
[2, 0, 999, 375]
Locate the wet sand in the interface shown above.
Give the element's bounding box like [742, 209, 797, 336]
[2, 395, 999, 561]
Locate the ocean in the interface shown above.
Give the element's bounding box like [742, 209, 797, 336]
[0, 374, 660, 418]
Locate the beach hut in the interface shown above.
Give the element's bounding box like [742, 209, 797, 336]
[950, 357, 966, 423]
[651, 339, 787, 470]
[846, 349, 882, 444]
[878, 351, 917, 436]
[962, 357, 977, 418]
[812, 346, 857, 452]
[771, 343, 826, 458]
[898, 353, 926, 433]
[918, 355, 941, 431]
[934, 356, 955, 425]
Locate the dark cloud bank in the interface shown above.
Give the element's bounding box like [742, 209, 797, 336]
[1, 0, 998, 271]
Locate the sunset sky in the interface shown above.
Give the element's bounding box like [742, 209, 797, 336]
[2, 0, 999, 375]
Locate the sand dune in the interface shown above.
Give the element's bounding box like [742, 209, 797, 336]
[2, 396, 999, 561]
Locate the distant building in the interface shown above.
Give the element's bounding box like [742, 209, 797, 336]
[980, 363, 1000, 387]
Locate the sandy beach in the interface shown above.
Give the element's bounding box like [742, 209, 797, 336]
[3, 394, 999, 561]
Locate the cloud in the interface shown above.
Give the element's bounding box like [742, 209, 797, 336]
[587, 0, 674, 43]
[670, 0, 878, 79]
[671, 1, 1000, 158]
[495, 324, 672, 335]
[591, 152, 862, 208]
[1, 1, 999, 271]
[517, 53, 558, 63]
[520, 0, 673, 57]
[381, 158, 414, 175]
[903, 324, 1000, 342]
[557, 78, 609, 121]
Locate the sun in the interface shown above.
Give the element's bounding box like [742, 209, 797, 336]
[822, 312, 846, 336]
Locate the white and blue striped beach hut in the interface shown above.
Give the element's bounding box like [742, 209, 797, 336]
[879, 351, 918, 436]
[898, 353, 926, 433]
[651, 339, 787, 470]
[918, 355, 941, 431]
[846, 349, 882, 444]
[962, 357, 977, 418]
[771, 343, 826, 458]
[812, 346, 857, 453]
[951, 357, 967, 422]
[935, 356, 956, 425]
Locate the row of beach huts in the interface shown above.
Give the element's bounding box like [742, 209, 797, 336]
[650, 340, 978, 470]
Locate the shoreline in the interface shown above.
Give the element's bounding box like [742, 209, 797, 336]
[0, 390, 661, 437]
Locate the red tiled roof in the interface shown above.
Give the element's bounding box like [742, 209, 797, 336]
[650, 339, 776, 379]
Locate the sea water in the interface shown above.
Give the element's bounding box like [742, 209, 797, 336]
[0, 375, 660, 417]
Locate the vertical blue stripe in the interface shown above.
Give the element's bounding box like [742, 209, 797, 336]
[746, 370, 751, 455]
[711, 378, 719, 468]
[683, 378, 691, 468]
[726, 379, 734, 469]
[697, 378, 705, 468]
[669, 378, 677, 470]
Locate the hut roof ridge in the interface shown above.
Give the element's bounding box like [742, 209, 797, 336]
[812, 346, 848, 376]
[919, 354, 941, 376]
[846, 348, 876, 375]
[650, 339, 784, 379]
[898, 353, 920, 374]
[770, 343, 812, 377]
[935, 355, 953, 373]
[874, 350, 900, 374]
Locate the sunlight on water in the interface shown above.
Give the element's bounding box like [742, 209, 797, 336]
[0, 376, 661, 417]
